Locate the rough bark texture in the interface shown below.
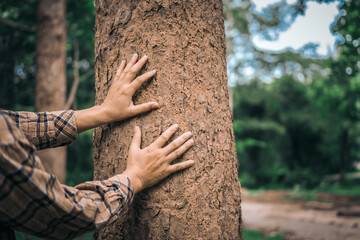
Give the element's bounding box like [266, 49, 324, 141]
[35, 0, 67, 183]
[93, 0, 242, 239]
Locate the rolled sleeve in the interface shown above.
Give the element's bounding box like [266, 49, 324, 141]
[0, 110, 78, 150]
[0, 112, 133, 240]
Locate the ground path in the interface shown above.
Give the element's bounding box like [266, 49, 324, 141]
[242, 192, 360, 240]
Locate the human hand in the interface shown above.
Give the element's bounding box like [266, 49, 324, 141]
[101, 53, 159, 123]
[122, 124, 195, 193]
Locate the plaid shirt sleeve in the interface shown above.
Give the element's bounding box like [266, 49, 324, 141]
[0, 112, 134, 240]
[0, 110, 78, 150]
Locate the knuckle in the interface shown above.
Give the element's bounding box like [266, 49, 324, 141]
[145, 147, 153, 154]
[175, 164, 183, 171]
[160, 134, 168, 142]
[139, 76, 147, 84]
[160, 168, 167, 176]
[174, 149, 181, 158]
[119, 88, 127, 95]
[167, 142, 175, 151]
[160, 155, 168, 164]
[155, 150, 163, 158]
[129, 68, 137, 74]
[128, 108, 136, 116]
[172, 140, 181, 148]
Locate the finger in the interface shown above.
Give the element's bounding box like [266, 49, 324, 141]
[163, 131, 192, 155]
[152, 124, 179, 148]
[114, 60, 126, 81]
[124, 55, 148, 84]
[166, 139, 194, 162]
[167, 160, 194, 175]
[130, 102, 159, 116]
[130, 126, 141, 149]
[129, 70, 156, 93]
[123, 53, 138, 75]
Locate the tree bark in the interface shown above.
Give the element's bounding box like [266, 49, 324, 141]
[93, 0, 242, 239]
[35, 0, 67, 184]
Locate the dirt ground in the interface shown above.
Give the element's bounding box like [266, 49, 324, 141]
[242, 190, 360, 240]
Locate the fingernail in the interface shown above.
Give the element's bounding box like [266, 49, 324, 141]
[188, 160, 195, 164]
[135, 126, 140, 131]
[121, 60, 125, 65]
[173, 124, 179, 128]
[151, 70, 156, 74]
[152, 102, 159, 108]
[189, 139, 194, 144]
[133, 53, 138, 59]
[143, 55, 148, 59]
[186, 131, 192, 137]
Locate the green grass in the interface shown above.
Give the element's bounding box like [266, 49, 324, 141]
[244, 178, 360, 202]
[316, 182, 360, 196]
[243, 229, 289, 240]
[15, 231, 94, 240]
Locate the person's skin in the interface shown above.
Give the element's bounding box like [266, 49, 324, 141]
[75, 53, 194, 193]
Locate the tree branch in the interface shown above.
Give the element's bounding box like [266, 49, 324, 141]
[65, 41, 80, 109]
[0, 17, 36, 33]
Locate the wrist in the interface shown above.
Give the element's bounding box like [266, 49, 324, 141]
[75, 105, 109, 133]
[122, 169, 143, 193]
[94, 104, 111, 125]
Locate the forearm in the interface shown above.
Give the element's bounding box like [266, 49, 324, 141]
[74, 105, 110, 133]
[0, 113, 134, 239]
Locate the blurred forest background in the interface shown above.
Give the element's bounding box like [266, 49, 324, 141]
[0, 0, 359, 211]
[225, 0, 360, 195]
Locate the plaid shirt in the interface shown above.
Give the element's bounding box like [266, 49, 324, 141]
[0, 110, 134, 240]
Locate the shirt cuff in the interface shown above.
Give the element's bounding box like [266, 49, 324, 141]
[49, 110, 78, 147]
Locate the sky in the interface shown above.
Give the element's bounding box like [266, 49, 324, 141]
[251, 0, 341, 56]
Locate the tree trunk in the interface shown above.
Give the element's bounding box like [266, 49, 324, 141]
[93, 0, 242, 239]
[35, 0, 67, 184]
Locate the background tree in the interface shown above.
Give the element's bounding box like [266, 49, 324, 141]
[0, 0, 96, 186]
[34, 0, 68, 183]
[93, 0, 242, 239]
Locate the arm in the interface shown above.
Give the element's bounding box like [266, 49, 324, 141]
[0, 112, 194, 239]
[0, 110, 77, 150]
[0, 113, 132, 239]
[0, 53, 159, 148]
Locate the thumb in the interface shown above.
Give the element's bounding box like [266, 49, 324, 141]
[131, 126, 141, 148]
[131, 102, 159, 116]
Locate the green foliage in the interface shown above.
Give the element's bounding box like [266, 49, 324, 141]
[285, 178, 360, 202]
[0, 0, 37, 110]
[15, 231, 94, 240]
[232, 75, 331, 188]
[231, 0, 360, 191]
[243, 229, 289, 240]
[233, 72, 360, 188]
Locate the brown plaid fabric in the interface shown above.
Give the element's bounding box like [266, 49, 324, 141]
[0, 110, 134, 240]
